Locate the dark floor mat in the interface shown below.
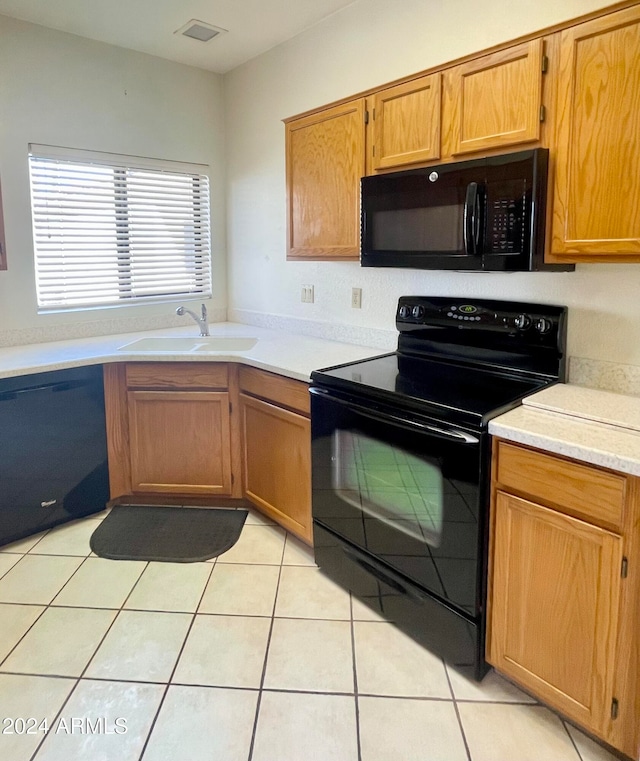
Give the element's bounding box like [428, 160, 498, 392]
[89, 505, 248, 562]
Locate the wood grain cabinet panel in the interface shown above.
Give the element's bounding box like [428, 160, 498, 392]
[489, 491, 622, 735]
[489, 439, 640, 757]
[238, 365, 310, 415]
[125, 362, 228, 390]
[449, 39, 544, 155]
[240, 393, 312, 544]
[551, 5, 640, 259]
[371, 74, 441, 170]
[496, 441, 626, 530]
[285, 99, 366, 260]
[128, 390, 233, 495]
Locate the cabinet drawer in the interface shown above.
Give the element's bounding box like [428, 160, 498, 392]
[238, 366, 309, 416]
[495, 441, 626, 530]
[125, 363, 228, 390]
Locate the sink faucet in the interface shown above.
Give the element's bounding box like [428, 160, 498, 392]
[176, 304, 209, 336]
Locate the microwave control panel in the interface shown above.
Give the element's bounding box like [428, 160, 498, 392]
[486, 180, 527, 255]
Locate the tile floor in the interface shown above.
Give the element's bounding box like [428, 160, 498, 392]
[0, 509, 621, 761]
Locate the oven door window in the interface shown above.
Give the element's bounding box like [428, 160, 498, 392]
[333, 430, 444, 548]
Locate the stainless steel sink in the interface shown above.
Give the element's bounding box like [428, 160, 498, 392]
[118, 336, 258, 353]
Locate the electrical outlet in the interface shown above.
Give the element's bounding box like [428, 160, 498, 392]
[351, 287, 362, 309]
[301, 284, 314, 303]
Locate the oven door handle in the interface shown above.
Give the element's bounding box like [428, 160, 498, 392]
[310, 387, 480, 445]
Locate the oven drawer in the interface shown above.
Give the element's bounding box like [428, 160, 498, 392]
[495, 441, 626, 530]
[314, 522, 486, 677]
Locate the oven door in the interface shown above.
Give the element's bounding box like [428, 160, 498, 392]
[311, 386, 486, 618]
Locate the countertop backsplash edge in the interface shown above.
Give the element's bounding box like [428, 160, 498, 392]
[569, 356, 640, 398]
[228, 308, 397, 351]
[0, 308, 229, 349]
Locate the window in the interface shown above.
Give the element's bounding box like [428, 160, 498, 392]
[29, 145, 212, 310]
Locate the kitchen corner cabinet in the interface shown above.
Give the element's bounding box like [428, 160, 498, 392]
[239, 366, 312, 544]
[104, 363, 241, 499]
[488, 440, 640, 758]
[443, 39, 545, 156]
[369, 73, 441, 171]
[550, 5, 640, 261]
[285, 99, 365, 260]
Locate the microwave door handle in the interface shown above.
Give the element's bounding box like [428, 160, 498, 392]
[463, 182, 479, 256]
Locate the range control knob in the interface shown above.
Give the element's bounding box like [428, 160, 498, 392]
[398, 305, 411, 319]
[514, 313, 532, 330]
[411, 305, 425, 320]
[535, 317, 553, 335]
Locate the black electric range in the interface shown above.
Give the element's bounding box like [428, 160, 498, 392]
[310, 297, 567, 678]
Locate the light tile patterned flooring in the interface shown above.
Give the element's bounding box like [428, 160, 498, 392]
[0, 509, 620, 761]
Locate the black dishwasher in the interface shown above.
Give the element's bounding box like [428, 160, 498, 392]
[0, 365, 109, 546]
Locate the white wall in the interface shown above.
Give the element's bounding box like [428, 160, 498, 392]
[0, 15, 226, 342]
[224, 0, 640, 368]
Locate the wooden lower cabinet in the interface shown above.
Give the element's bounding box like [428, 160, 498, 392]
[104, 362, 312, 542]
[488, 440, 640, 758]
[490, 491, 622, 734]
[238, 366, 312, 544]
[104, 362, 240, 500]
[240, 393, 312, 544]
[128, 390, 233, 495]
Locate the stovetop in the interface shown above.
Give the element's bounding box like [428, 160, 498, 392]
[311, 297, 568, 429]
[311, 353, 552, 428]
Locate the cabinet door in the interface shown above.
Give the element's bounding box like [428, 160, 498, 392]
[286, 99, 365, 260]
[128, 390, 233, 495]
[240, 394, 311, 544]
[489, 491, 622, 736]
[449, 39, 544, 155]
[371, 73, 441, 171]
[551, 6, 640, 258]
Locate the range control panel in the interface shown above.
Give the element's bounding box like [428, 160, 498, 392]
[396, 296, 567, 347]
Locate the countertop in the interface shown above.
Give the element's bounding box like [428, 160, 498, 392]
[5, 325, 640, 476]
[0, 322, 388, 383]
[489, 383, 640, 476]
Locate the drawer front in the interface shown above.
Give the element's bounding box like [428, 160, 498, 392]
[495, 441, 626, 530]
[238, 365, 310, 416]
[125, 363, 228, 390]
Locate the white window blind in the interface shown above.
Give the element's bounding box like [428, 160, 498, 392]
[29, 145, 212, 310]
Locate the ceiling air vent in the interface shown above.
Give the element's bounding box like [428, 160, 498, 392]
[175, 19, 228, 43]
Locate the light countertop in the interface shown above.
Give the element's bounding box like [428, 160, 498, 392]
[489, 383, 640, 476]
[0, 322, 388, 383]
[6, 326, 640, 476]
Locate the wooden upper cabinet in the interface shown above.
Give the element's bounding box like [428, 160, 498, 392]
[285, 99, 366, 260]
[551, 5, 640, 259]
[370, 73, 441, 171]
[446, 39, 544, 156]
[489, 491, 623, 737]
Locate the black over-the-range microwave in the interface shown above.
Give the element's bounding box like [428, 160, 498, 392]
[360, 148, 574, 272]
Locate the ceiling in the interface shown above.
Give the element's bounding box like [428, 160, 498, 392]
[0, 0, 359, 73]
